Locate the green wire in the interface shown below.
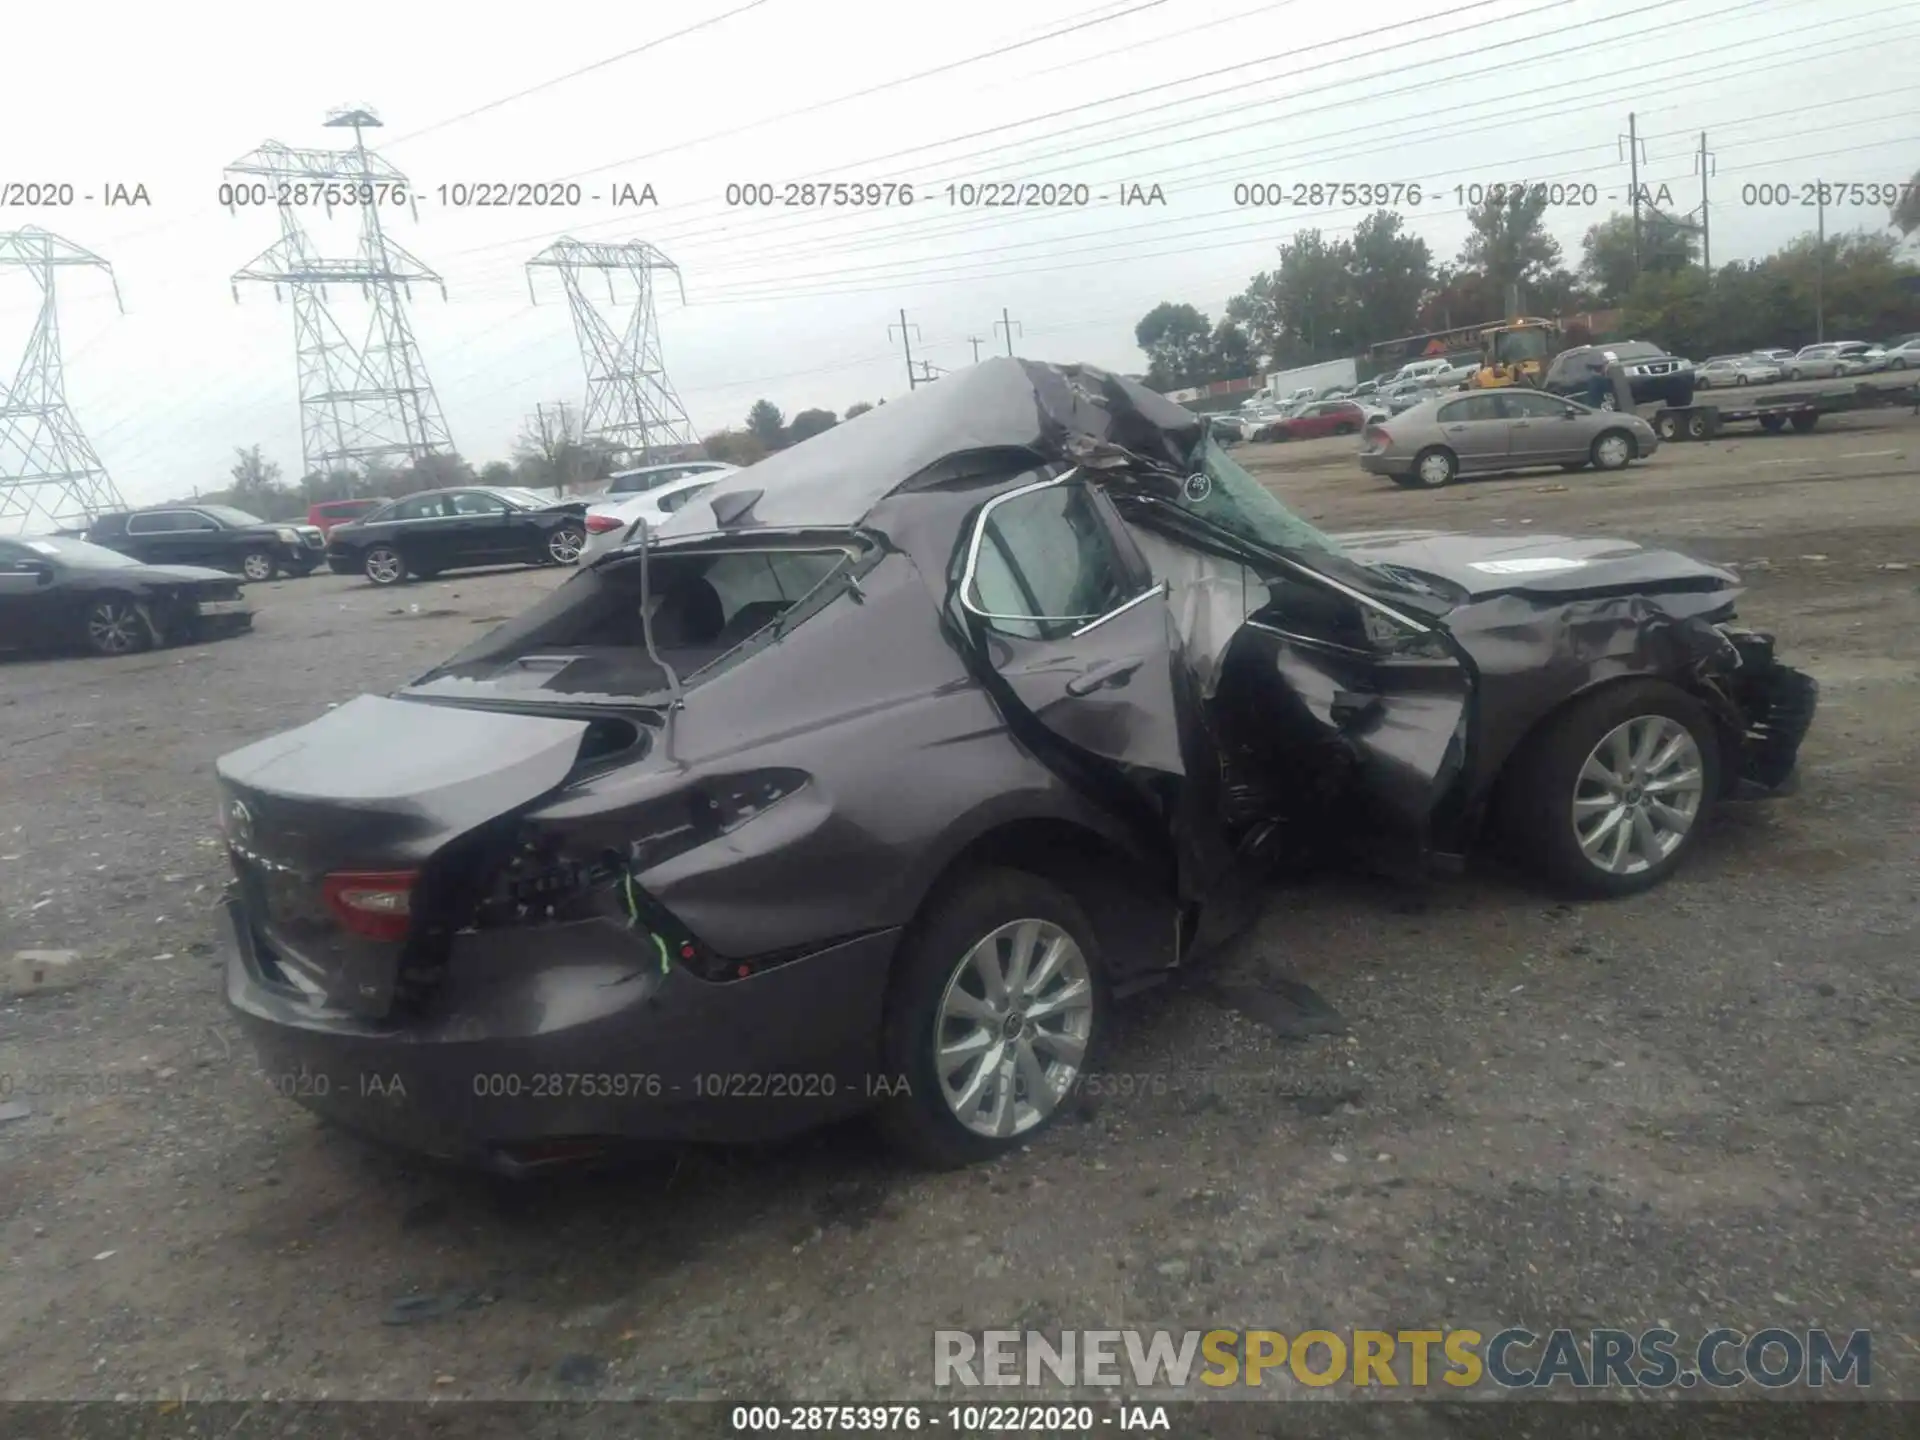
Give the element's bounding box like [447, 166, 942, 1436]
[622, 868, 671, 975]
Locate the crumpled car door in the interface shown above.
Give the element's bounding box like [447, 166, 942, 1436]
[1219, 564, 1475, 871]
[957, 473, 1235, 900]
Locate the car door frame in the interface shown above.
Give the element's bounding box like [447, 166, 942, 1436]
[0, 541, 59, 648]
[1433, 392, 1512, 473]
[954, 470, 1239, 910]
[445, 489, 523, 564]
[1499, 388, 1588, 464]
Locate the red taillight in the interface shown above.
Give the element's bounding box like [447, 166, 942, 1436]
[1366, 426, 1391, 448]
[585, 514, 625, 534]
[322, 871, 418, 941]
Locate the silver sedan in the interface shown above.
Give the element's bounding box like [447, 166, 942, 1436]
[1358, 389, 1659, 489]
[1697, 354, 1783, 387]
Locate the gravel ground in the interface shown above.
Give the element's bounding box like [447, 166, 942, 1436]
[1, 412, 1916, 1407]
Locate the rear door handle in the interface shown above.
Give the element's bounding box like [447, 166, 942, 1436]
[1066, 658, 1143, 697]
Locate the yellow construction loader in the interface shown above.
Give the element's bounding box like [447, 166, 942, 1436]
[1468, 318, 1562, 389]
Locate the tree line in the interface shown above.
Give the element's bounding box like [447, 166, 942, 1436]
[1136, 176, 1920, 390]
[187, 394, 890, 519]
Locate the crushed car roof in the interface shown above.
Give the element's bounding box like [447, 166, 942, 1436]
[653, 358, 1204, 538]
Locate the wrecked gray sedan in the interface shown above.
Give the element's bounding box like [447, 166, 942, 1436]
[214, 359, 1816, 1171]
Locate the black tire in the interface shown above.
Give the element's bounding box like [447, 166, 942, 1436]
[1759, 414, 1787, 433]
[1786, 368, 1801, 382]
[1654, 412, 1682, 442]
[1789, 412, 1819, 433]
[873, 868, 1105, 1169]
[1734, 373, 1749, 386]
[1410, 446, 1457, 488]
[1590, 428, 1636, 471]
[84, 595, 153, 657]
[239, 550, 278, 583]
[1685, 408, 1712, 440]
[362, 545, 408, 586]
[1496, 679, 1721, 898]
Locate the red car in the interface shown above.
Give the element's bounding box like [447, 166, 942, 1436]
[1252, 399, 1372, 442]
[307, 498, 384, 537]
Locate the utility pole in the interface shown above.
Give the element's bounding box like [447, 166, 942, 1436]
[1815, 188, 1827, 343]
[995, 307, 1022, 356]
[889, 308, 922, 388]
[966, 336, 985, 363]
[1619, 112, 1646, 277]
[1694, 132, 1716, 276]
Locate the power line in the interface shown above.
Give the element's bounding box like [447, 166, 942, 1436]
[384, 0, 779, 146]
[564, 0, 1182, 179]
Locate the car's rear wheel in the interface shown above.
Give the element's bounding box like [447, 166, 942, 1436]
[547, 527, 586, 565]
[240, 550, 277, 582]
[1497, 680, 1720, 898]
[874, 868, 1103, 1169]
[1786, 368, 1801, 381]
[1734, 373, 1749, 386]
[1591, 429, 1635, 470]
[1410, 446, 1457, 488]
[363, 546, 407, 586]
[85, 596, 152, 657]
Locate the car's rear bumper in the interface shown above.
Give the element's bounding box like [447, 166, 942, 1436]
[220, 897, 898, 1170]
[1359, 454, 1408, 478]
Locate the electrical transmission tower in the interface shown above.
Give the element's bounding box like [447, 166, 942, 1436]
[226, 108, 455, 482]
[0, 227, 126, 532]
[526, 238, 697, 464]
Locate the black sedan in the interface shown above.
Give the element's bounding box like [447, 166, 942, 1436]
[0, 535, 253, 657]
[84, 504, 325, 581]
[214, 359, 1816, 1173]
[324, 486, 589, 585]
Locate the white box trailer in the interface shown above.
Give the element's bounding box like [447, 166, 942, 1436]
[1262, 358, 1358, 402]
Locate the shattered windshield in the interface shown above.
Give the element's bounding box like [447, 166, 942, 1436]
[1175, 436, 1345, 557]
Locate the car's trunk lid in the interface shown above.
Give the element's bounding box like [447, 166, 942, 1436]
[215, 694, 594, 1016]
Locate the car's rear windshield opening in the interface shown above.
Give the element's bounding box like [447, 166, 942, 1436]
[406, 545, 855, 701]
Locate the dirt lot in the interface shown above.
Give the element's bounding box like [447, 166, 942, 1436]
[2, 412, 1917, 1407]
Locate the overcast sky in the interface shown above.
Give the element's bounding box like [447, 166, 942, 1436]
[2, 0, 1915, 514]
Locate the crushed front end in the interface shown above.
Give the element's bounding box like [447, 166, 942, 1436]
[1707, 626, 1820, 796]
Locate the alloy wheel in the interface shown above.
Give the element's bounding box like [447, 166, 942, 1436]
[364, 548, 404, 585]
[933, 918, 1093, 1139]
[1571, 715, 1704, 876]
[548, 528, 585, 564]
[87, 600, 144, 655]
[241, 552, 275, 582]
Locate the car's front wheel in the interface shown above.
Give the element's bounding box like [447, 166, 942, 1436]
[874, 869, 1103, 1168]
[1591, 429, 1636, 470]
[1498, 679, 1721, 898]
[240, 550, 277, 582]
[85, 596, 152, 656]
[363, 546, 408, 586]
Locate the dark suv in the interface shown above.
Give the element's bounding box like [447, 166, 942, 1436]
[85, 505, 325, 581]
[1544, 342, 1696, 409]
